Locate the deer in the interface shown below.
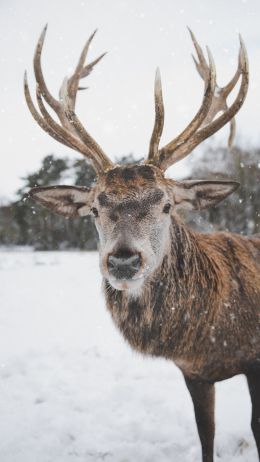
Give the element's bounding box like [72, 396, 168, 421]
[24, 26, 260, 462]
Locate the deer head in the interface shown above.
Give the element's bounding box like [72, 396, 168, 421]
[25, 26, 248, 294]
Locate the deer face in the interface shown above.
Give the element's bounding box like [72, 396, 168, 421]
[92, 165, 172, 293]
[30, 163, 238, 294]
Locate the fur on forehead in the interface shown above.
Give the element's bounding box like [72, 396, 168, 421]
[98, 164, 166, 194]
[95, 164, 165, 206]
[95, 165, 168, 206]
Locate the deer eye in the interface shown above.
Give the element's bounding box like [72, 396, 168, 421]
[91, 207, 99, 218]
[163, 203, 171, 214]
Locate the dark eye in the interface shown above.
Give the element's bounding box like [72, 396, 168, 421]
[163, 203, 171, 214]
[91, 207, 99, 218]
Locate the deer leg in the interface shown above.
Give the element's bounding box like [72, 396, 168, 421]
[246, 370, 260, 458]
[184, 376, 215, 462]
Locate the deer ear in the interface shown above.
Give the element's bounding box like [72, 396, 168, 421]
[173, 180, 239, 211]
[29, 185, 94, 217]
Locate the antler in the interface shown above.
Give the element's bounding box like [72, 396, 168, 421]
[147, 30, 249, 171]
[148, 68, 165, 163]
[24, 25, 114, 174]
[189, 28, 240, 148]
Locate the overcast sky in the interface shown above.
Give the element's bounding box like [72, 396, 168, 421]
[1, 0, 260, 199]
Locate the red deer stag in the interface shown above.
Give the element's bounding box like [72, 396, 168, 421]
[24, 26, 259, 462]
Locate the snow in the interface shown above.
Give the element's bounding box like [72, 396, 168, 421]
[0, 250, 258, 462]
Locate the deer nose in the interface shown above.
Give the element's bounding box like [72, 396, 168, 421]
[107, 250, 141, 280]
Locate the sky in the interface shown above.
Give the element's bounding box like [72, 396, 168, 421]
[0, 0, 260, 199]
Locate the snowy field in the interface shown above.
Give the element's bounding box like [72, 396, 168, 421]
[0, 250, 258, 462]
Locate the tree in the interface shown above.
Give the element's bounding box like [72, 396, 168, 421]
[186, 145, 260, 235]
[5, 155, 98, 250]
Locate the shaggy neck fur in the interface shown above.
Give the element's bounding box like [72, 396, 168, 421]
[104, 216, 260, 382]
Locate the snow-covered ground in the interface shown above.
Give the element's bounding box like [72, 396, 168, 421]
[0, 250, 258, 462]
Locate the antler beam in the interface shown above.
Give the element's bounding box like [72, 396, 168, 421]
[24, 25, 114, 174]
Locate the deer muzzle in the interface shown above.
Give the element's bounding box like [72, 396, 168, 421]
[107, 249, 142, 280]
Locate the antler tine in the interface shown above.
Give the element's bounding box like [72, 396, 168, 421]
[222, 36, 245, 98]
[221, 68, 240, 99]
[80, 52, 107, 79]
[34, 25, 72, 133]
[228, 117, 236, 147]
[159, 35, 249, 169]
[188, 27, 209, 81]
[223, 37, 246, 149]
[153, 41, 216, 168]
[148, 68, 165, 162]
[25, 26, 114, 174]
[33, 24, 60, 113]
[65, 30, 107, 109]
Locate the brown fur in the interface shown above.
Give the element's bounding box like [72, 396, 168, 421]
[98, 165, 260, 462]
[104, 218, 260, 382]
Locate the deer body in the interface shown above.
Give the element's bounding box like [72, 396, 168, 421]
[24, 26, 259, 462]
[103, 211, 260, 462]
[105, 222, 260, 383]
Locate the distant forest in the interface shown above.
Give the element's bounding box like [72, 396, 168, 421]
[0, 146, 259, 250]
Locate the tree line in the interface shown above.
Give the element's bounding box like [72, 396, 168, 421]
[186, 145, 259, 236]
[0, 146, 259, 250]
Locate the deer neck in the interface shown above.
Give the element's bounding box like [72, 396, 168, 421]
[103, 216, 220, 357]
[167, 216, 220, 306]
